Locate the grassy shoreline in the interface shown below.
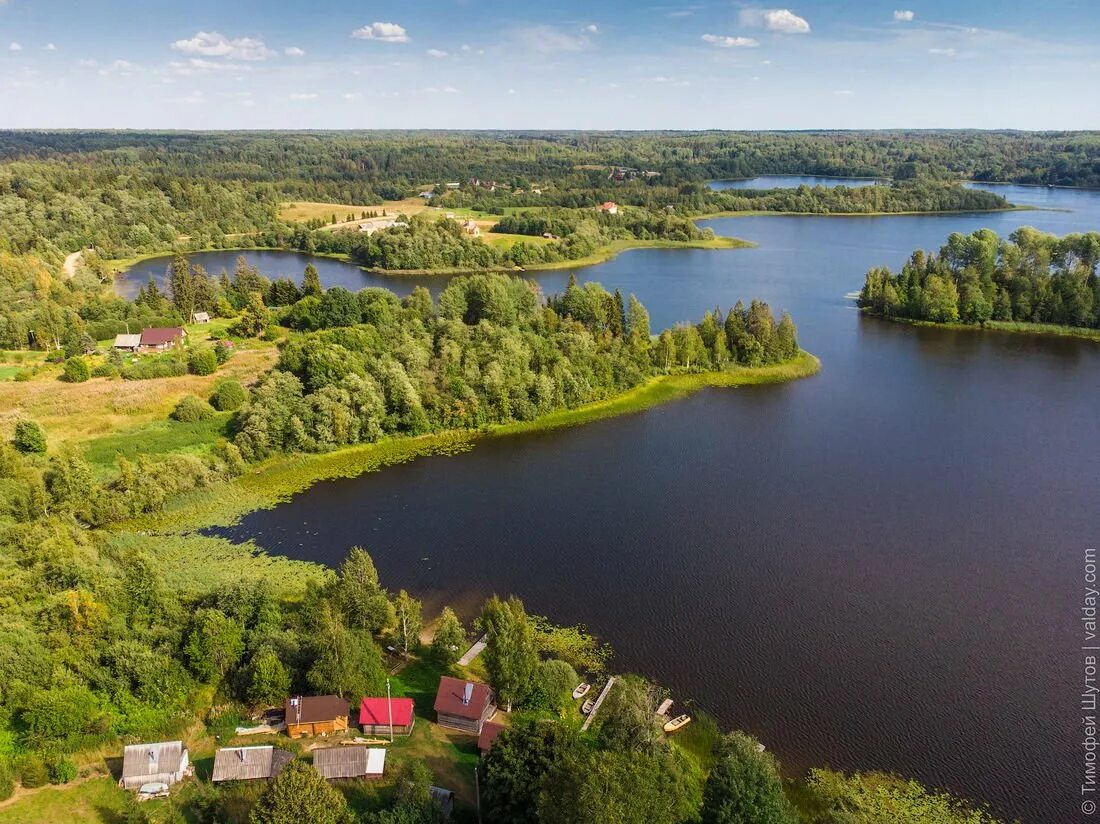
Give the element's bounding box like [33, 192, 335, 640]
[860, 308, 1100, 341]
[121, 352, 819, 535]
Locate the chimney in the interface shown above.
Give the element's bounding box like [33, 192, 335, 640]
[237, 749, 245, 762]
[462, 682, 473, 707]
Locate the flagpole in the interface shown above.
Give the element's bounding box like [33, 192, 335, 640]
[386, 678, 393, 743]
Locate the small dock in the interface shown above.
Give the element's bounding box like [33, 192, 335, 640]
[581, 677, 616, 731]
[457, 634, 487, 666]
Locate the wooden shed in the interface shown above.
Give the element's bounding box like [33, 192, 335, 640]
[119, 741, 191, 790]
[359, 696, 415, 736]
[211, 746, 293, 782]
[433, 677, 496, 735]
[284, 695, 349, 738]
[312, 746, 386, 780]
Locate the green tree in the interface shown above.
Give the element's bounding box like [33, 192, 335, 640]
[210, 379, 247, 411]
[307, 602, 387, 700]
[482, 720, 580, 824]
[701, 732, 796, 824]
[246, 647, 292, 707]
[13, 419, 46, 453]
[171, 395, 215, 422]
[302, 263, 323, 297]
[596, 674, 662, 754]
[430, 607, 466, 665]
[188, 347, 218, 376]
[392, 589, 423, 658]
[332, 546, 394, 633]
[528, 659, 579, 714]
[230, 291, 270, 338]
[480, 595, 538, 710]
[249, 760, 351, 824]
[62, 356, 90, 383]
[185, 608, 245, 683]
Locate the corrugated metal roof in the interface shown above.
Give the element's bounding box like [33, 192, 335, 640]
[359, 697, 414, 727]
[211, 746, 293, 782]
[113, 333, 141, 348]
[121, 741, 185, 780]
[312, 746, 385, 779]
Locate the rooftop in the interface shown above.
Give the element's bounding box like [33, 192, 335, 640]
[313, 746, 385, 780]
[434, 676, 493, 720]
[121, 741, 185, 780]
[211, 746, 293, 782]
[359, 697, 414, 728]
[285, 695, 349, 725]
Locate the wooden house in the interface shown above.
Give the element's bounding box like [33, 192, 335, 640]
[190, 311, 211, 324]
[313, 746, 386, 780]
[212, 746, 293, 782]
[433, 677, 496, 734]
[138, 327, 186, 352]
[112, 333, 142, 351]
[119, 741, 191, 790]
[284, 695, 349, 738]
[359, 696, 415, 736]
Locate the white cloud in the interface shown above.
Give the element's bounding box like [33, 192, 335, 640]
[584, 24, 599, 34]
[284, 46, 305, 57]
[9, 42, 22, 52]
[426, 48, 448, 58]
[179, 90, 204, 105]
[516, 25, 588, 54]
[928, 47, 956, 57]
[99, 59, 136, 76]
[702, 34, 760, 48]
[740, 8, 811, 34]
[443, 85, 458, 93]
[342, 92, 363, 101]
[169, 58, 252, 76]
[45, 43, 57, 51]
[352, 22, 409, 43]
[507, 88, 517, 94]
[893, 10, 915, 22]
[459, 44, 486, 55]
[171, 31, 274, 60]
[289, 92, 318, 100]
[833, 89, 854, 96]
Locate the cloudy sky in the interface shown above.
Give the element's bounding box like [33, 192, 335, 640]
[0, 0, 1097, 129]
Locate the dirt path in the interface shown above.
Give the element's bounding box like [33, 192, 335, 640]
[62, 249, 83, 278]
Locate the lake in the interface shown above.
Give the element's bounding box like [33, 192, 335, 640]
[209, 184, 1100, 823]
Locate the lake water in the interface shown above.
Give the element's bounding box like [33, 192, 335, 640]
[709, 174, 882, 190]
[208, 185, 1100, 823]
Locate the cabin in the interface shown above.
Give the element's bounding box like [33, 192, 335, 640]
[138, 327, 186, 352]
[599, 201, 619, 215]
[119, 741, 191, 791]
[461, 219, 480, 237]
[112, 333, 141, 352]
[359, 218, 398, 234]
[212, 746, 293, 783]
[359, 696, 415, 736]
[313, 746, 386, 780]
[284, 695, 349, 738]
[190, 311, 211, 324]
[478, 720, 505, 756]
[433, 677, 496, 734]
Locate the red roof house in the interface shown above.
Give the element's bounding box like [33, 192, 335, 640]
[599, 201, 618, 215]
[433, 677, 496, 734]
[138, 327, 186, 352]
[359, 697, 415, 736]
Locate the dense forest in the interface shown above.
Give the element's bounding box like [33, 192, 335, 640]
[2, 129, 1085, 262]
[859, 228, 1100, 328]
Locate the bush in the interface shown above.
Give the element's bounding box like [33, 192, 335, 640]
[213, 340, 234, 364]
[20, 755, 49, 788]
[62, 356, 90, 383]
[13, 369, 32, 382]
[121, 357, 188, 381]
[172, 395, 215, 423]
[210, 380, 247, 411]
[0, 758, 14, 802]
[91, 363, 118, 379]
[13, 419, 47, 453]
[47, 756, 77, 784]
[188, 347, 218, 376]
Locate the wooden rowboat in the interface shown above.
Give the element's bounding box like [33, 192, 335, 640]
[663, 714, 691, 733]
[572, 683, 591, 699]
[581, 699, 595, 715]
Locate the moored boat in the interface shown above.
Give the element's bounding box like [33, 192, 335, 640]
[572, 683, 591, 699]
[581, 699, 595, 715]
[663, 714, 691, 733]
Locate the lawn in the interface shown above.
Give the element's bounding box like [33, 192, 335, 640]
[0, 777, 128, 824]
[82, 414, 232, 474]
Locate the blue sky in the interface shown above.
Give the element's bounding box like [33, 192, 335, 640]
[0, 0, 1097, 129]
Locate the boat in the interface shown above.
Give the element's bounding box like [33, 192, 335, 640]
[572, 683, 591, 699]
[581, 699, 595, 715]
[655, 698, 674, 717]
[663, 714, 691, 734]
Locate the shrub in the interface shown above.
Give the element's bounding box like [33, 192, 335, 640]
[213, 340, 234, 364]
[210, 380, 246, 411]
[0, 758, 14, 802]
[62, 356, 90, 383]
[91, 363, 118, 379]
[172, 395, 215, 423]
[13, 369, 32, 382]
[13, 419, 46, 453]
[47, 757, 77, 784]
[20, 755, 49, 788]
[121, 357, 188, 381]
[188, 347, 218, 376]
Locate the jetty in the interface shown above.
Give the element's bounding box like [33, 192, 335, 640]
[580, 677, 617, 732]
[457, 634, 487, 666]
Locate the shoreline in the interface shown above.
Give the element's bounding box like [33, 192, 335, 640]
[694, 204, 1036, 220]
[860, 307, 1100, 341]
[120, 351, 820, 535]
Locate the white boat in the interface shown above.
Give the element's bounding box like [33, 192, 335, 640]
[663, 714, 691, 734]
[581, 699, 595, 715]
[572, 683, 591, 699]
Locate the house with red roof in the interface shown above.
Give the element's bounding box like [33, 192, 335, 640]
[433, 676, 496, 734]
[138, 327, 186, 352]
[359, 696, 415, 737]
[599, 201, 618, 215]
